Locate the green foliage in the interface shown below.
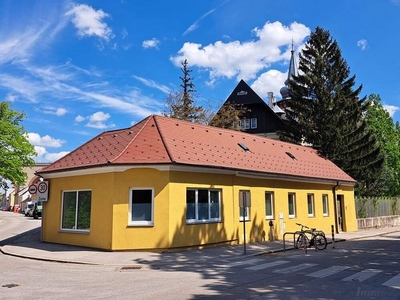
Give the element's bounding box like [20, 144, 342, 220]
[0, 102, 36, 185]
[364, 94, 400, 197]
[163, 59, 207, 124]
[278, 27, 384, 197]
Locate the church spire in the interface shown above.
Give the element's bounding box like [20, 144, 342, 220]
[280, 40, 296, 100]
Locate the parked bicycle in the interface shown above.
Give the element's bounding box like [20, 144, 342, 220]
[295, 223, 327, 251]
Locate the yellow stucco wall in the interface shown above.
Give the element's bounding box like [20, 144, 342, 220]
[43, 173, 115, 250]
[42, 167, 356, 251]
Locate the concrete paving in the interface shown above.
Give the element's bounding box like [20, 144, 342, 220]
[1, 225, 400, 267]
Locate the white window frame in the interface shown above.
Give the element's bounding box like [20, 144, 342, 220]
[251, 118, 257, 129]
[265, 192, 274, 220]
[322, 194, 329, 216]
[307, 194, 315, 217]
[61, 189, 92, 232]
[128, 188, 154, 226]
[241, 118, 250, 129]
[288, 193, 296, 218]
[186, 188, 222, 224]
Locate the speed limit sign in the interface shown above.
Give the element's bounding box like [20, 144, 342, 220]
[37, 181, 49, 202]
[38, 182, 48, 193]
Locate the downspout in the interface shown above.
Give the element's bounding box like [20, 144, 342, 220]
[333, 181, 340, 234]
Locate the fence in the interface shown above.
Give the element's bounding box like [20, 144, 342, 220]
[355, 197, 400, 219]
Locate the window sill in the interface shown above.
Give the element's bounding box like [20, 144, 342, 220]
[128, 222, 154, 227]
[59, 229, 90, 234]
[186, 220, 221, 225]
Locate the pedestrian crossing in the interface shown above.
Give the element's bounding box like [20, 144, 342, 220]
[224, 259, 400, 289]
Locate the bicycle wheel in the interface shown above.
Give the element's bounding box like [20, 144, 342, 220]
[296, 234, 308, 249]
[314, 233, 327, 250]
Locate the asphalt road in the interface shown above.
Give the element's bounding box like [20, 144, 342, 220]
[1, 211, 399, 299]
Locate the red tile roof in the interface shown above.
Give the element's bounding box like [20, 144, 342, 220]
[39, 115, 356, 184]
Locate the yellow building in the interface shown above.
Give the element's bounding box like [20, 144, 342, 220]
[37, 115, 357, 251]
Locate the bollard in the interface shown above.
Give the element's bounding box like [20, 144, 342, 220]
[331, 225, 335, 248]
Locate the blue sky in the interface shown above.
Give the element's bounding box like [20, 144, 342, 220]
[1, 0, 400, 163]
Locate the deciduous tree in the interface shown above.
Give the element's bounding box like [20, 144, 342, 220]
[0, 102, 36, 186]
[364, 94, 400, 196]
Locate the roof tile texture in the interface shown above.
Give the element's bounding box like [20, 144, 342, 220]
[40, 115, 355, 183]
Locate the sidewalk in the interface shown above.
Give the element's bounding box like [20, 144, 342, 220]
[1, 226, 400, 267]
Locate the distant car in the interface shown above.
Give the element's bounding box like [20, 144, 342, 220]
[25, 203, 35, 217]
[3, 206, 11, 211]
[32, 202, 43, 219]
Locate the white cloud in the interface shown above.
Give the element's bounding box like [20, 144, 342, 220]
[75, 115, 86, 123]
[42, 107, 68, 116]
[182, 1, 229, 36]
[5, 93, 17, 102]
[171, 21, 310, 83]
[86, 111, 115, 129]
[142, 38, 160, 49]
[133, 76, 171, 94]
[66, 4, 112, 41]
[28, 133, 66, 148]
[251, 69, 288, 99]
[33, 146, 69, 163]
[357, 39, 367, 50]
[383, 105, 399, 118]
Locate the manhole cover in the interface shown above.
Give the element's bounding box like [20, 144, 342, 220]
[2, 283, 20, 288]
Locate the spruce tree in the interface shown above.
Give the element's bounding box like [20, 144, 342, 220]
[278, 27, 384, 196]
[164, 59, 206, 123]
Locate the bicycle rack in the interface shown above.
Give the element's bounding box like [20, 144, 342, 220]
[283, 231, 303, 252]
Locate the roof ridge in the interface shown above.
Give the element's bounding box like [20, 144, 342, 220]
[109, 115, 153, 163]
[153, 116, 175, 162]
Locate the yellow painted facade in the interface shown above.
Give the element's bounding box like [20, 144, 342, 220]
[42, 167, 357, 251]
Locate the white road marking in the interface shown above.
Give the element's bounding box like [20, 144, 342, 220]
[382, 274, 400, 289]
[274, 263, 317, 274]
[245, 260, 289, 271]
[307, 266, 350, 278]
[342, 269, 382, 282]
[220, 258, 264, 268]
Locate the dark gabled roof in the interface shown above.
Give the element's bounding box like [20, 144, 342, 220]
[38, 115, 356, 185]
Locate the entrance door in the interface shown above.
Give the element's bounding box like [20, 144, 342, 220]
[336, 195, 344, 231]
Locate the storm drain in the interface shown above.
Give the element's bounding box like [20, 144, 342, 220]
[2, 283, 20, 288]
[118, 265, 143, 271]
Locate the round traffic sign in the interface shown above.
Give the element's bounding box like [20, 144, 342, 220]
[28, 184, 37, 194]
[38, 182, 48, 193]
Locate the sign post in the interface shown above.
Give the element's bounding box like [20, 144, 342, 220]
[239, 191, 251, 255]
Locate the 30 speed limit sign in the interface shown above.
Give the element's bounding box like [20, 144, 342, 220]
[37, 181, 49, 202]
[38, 181, 48, 193]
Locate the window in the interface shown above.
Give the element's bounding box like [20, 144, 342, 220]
[251, 118, 257, 129]
[307, 194, 314, 217]
[239, 190, 251, 221]
[129, 188, 154, 226]
[241, 119, 250, 129]
[288, 193, 296, 218]
[61, 190, 91, 231]
[322, 194, 329, 216]
[186, 189, 221, 223]
[265, 192, 274, 219]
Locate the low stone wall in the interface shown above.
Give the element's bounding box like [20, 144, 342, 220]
[357, 215, 400, 230]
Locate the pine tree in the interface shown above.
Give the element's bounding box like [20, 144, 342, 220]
[278, 27, 384, 196]
[164, 59, 206, 123]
